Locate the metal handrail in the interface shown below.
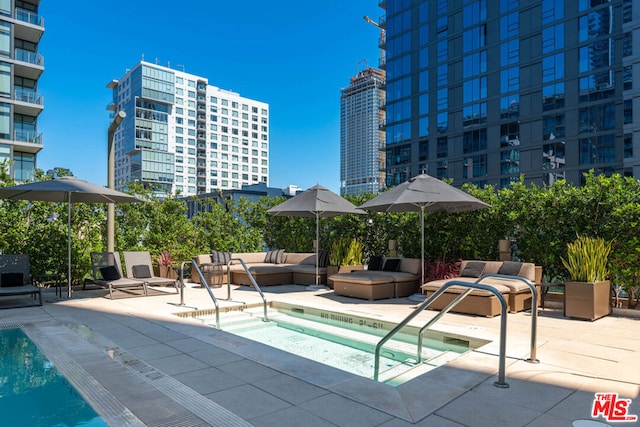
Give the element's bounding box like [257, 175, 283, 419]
[475, 274, 539, 363]
[226, 258, 269, 322]
[373, 280, 510, 387]
[187, 260, 220, 329]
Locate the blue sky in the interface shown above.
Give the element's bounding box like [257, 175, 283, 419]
[36, 1, 382, 193]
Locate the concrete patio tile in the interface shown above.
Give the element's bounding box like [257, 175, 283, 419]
[525, 413, 579, 427]
[435, 389, 542, 427]
[299, 393, 394, 427]
[127, 342, 182, 360]
[329, 376, 410, 420]
[471, 377, 574, 412]
[598, 352, 640, 386]
[173, 367, 245, 394]
[533, 347, 617, 377]
[252, 373, 330, 405]
[147, 353, 209, 375]
[248, 406, 337, 427]
[397, 375, 468, 422]
[165, 336, 214, 353]
[505, 359, 590, 390]
[543, 339, 634, 362]
[578, 377, 640, 400]
[217, 358, 282, 383]
[379, 414, 465, 426]
[416, 365, 492, 390]
[545, 390, 602, 423]
[188, 346, 244, 366]
[205, 384, 291, 420]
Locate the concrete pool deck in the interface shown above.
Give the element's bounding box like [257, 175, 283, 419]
[1, 283, 639, 426]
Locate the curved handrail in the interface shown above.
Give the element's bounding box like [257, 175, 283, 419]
[475, 274, 538, 363]
[227, 258, 269, 322]
[373, 281, 509, 387]
[188, 260, 220, 329]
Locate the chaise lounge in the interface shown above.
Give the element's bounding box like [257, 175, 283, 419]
[0, 254, 42, 309]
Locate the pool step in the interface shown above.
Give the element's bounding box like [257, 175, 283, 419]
[218, 309, 447, 365]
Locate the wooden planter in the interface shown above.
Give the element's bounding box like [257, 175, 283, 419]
[326, 265, 364, 287]
[565, 280, 611, 321]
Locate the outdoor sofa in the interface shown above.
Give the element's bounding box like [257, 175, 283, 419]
[329, 257, 422, 300]
[420, 260, 541, 317]
[192, 251, 327, 287]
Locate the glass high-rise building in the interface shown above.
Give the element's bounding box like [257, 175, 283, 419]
[382, 0, 638, 188]
[0, 0, 44, 182]
[108, 61, 269, 196]
[340, 67, 386, 195]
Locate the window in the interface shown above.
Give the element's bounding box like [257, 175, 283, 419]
[437, 112, 448, 134]
[500, 40, 519, 66]
[463, 25, 486, 52]
[543, 114, 565, 139]
[624, 133, 633, 158]
[623, 66, 632, 91]
[463, 154, 487, 179]
[463, 77, 487, 103]
[542, 0, 563, 24]
[463, 0, 486, 28]
[543, 83, 565, 111]
[578, 8, 612, 42]
[579, 103, 615, 132]
[463, 51, 486, 78]
[624, 100, 633, 124]
[463, 129, 487, 153]
[579, 40, 614, 73]
[543, 141, 566, 172]
[542, 23, 564, 53]
[500, 122, 520, 147]
[501, 150, 520, 174]
[542, 53, 564, 82]
[623, 32, 632, 57]
[580, 134, 615, 164]
[500, 0, 518, 13]
[500, 95, 520, 119]
[500, 67, 519, 94]
[500, 12, 519, 39]
[437, 137, 448, 158]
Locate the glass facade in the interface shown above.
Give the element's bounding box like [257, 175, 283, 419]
[382, 0, 640, 188]
[0, 1, 43, 181]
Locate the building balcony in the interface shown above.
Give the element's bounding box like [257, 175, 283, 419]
[13, 48, 44, 80]
[13, 90, 44, 116]
[13, 8, 44, 44]
[378, 15, 386, 29]
[10, 130, 43, 153]
[197, 115, 206, 122]
[379, 34, 386, 49]
[197, 83, 207, 93]
[197, 133, 206, 140]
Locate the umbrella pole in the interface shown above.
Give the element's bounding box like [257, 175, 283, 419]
[67, 193, 72, 298]
[421, 206, 425, 288]
[316, 213, 319, 285]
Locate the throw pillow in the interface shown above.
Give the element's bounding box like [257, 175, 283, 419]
[498, 261, 522, 276]
[264, 250, 277, 263]
[382, 258, 401, 272]
[99, 265, 121, 281]
[275, 249, 285, 264]
[1, 272, 24, 287]
[368, 255, 383, 271]
[460, 261, 486, 278]
[210, 251, 220, 264]
[132, 264, 152, 279]
[221, 252, 231, 264]
[318, 249, 329, 267]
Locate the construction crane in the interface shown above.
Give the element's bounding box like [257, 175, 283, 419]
[363, 16, 386, 68]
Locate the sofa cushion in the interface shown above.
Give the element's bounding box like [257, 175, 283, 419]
[287, 264, 327, 274]
[368, 255, 383, 271]
[283, 253, 317, 266]
[498, 261, 522, 276]
[399, 258, 421, 276]
[383, 258, 401, 272]
[460, 261, 485, 278]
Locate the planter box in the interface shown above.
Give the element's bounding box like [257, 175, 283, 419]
[565, 280, 611, 321]
[327, 265, 364, 287]
[159, 265, 178, 280]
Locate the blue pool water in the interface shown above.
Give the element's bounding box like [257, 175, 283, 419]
[0, 328, 107, 427]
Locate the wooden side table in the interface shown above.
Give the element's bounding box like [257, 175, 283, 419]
[33, 273, 64, 297]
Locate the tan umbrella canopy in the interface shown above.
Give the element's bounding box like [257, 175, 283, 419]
[0, 176, 143, 298]
[359, 174, 491, 287]
[267, 184, 364, 286]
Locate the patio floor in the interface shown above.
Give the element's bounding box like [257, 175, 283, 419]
[1, 282, 638, 426]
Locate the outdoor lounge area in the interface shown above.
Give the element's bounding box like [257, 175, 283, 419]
[0, 280, 637, 426]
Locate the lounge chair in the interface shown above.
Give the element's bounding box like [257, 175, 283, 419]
[123, 251, 179, 293]
[0, 254, 42, 309]
[89, 252, 147, 299]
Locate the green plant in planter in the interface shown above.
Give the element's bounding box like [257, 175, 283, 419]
[561, 235, 612, 282]
[329, 238, 363, 266]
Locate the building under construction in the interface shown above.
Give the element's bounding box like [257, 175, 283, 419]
[340, 67, 386, 196]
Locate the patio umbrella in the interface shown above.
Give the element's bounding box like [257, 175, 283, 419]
[359, 174, 491, 287]
[0, 176, 143, 298]
[267, 184, 364, 287]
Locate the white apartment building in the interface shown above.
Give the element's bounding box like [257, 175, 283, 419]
[108, 61, 269, 196]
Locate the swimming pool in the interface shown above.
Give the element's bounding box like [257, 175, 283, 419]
[193, 302, 483, 385]
[0, 328, 107, 427]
